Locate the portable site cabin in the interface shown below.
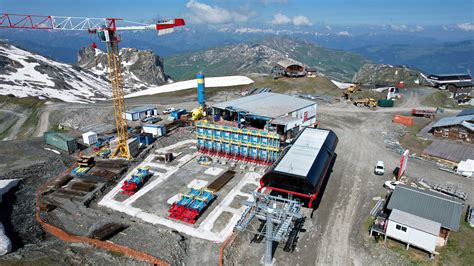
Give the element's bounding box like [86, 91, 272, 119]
[82, 131, 98, 146]
[123, 106, 158, 121]
[259, 127, 338, 208]
[142, 124, 166, 137]
[43, 132, 78, 153]
[385, 209, 441, 255]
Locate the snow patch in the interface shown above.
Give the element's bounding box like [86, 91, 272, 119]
[125, 76, 254, 98]
[331, 80, 355, 89]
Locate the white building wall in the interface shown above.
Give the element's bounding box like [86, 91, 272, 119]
[386, 220, 438, 253]
[143, 126, 165, 137]
[284, 104, 317, 131]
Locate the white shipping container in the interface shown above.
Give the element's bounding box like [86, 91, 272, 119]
[82, 131, 98, 146]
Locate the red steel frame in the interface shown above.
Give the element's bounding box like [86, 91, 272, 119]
[258, 185, 318, 208]
[0, 13, 54, 29]
[197, 146, 274, 166]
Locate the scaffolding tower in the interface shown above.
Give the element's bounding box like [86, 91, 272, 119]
[235, 192, 304, 265]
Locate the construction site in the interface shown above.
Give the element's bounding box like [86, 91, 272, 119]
[0, 9, 473, 266]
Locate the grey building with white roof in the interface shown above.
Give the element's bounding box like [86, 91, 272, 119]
[212, 92, 317, 137]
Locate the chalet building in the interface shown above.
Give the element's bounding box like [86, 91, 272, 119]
[430, 114, 474, 143]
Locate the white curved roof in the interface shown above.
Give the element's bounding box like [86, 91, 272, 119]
[276, 58, 304, 69]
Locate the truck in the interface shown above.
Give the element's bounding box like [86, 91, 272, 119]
[353, 98, 377, 108]
[411, 108, 437, 118]
[121, 167, 151, 195]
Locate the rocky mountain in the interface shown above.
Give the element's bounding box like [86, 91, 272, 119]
[352, 63, 430, 86]
[0, 42, 111, 103]
[165, 37, 370, 81]
[0, 42, 170, 103]
[353, 40, 474, 75]
[77, 46, 167, 91]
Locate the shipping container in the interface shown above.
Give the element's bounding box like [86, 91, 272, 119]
[109, 138, 139, 157]
[392, 115, 414, 126]
[44, 132, 77, 153]
[137, 133, 154, 145]
[377, 99, 395, 107]
[82, 131, 98, 146]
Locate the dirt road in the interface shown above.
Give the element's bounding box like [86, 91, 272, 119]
[0, 109, 28, 141]
[34, 107, 52, 137]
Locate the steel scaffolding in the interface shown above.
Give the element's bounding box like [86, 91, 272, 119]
[235, 192, 304, 265]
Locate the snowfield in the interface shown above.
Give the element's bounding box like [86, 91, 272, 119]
[0, 43, 111, 103]
[125, 76, 255, 98]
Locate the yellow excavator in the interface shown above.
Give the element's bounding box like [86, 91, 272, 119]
[342, 85, 359, 100]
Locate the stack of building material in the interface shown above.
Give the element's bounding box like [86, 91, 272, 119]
[82, 131, 98, 146]
[207, 170, 235, 192]
[109, 138, 139, 157]
[77, 155, 94, 167]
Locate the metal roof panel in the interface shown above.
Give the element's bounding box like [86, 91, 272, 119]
[212, 92, 316, 118]
[387, 185, 463, 230]
[390, 209, 441, 235]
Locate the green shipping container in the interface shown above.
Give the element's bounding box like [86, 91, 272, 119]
[377, 99, 395, 107]
[43, 132, 78, 153]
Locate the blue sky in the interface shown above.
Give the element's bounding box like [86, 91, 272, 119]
[1, 0, 473, 28]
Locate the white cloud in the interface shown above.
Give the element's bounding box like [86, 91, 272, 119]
[185, 0, 252, 24]
[389, 24, 424, 32]
[292, 15, 312, 26]
[271, 13, 312, 26]
[271, 13, 292, 25]
[336, 31, 352, 36]
[456, 22, 474, 31]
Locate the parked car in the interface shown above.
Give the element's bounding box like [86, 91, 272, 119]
[142, 116, 161, 124]
[374, 161, 385, 175]
[383, 180, 402, 190]
[162, 107, 176, 114]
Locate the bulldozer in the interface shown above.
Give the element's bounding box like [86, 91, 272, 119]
[353, 98, 377, 108]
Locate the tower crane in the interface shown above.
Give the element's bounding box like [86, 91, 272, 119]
[0, 13, 185, 159]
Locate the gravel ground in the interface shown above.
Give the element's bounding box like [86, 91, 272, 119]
[1, 87, 472, 265]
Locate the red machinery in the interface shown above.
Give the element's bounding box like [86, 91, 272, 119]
[121, 168, 151, 195]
